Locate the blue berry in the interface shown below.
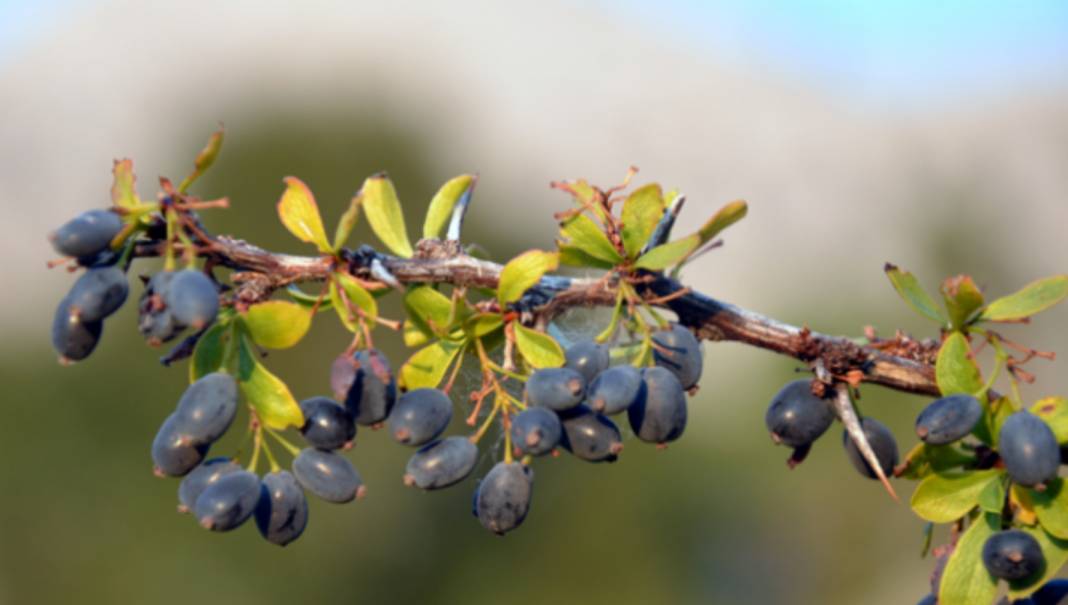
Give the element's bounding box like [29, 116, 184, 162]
[138, 272, 183, 346]
[174, 372, 238, 444]
[255, 471, 309, 546]
[299, 397, 356, 450]
[652, 323, 703, 389]
[50, 209, 123, 259]
[842, 418, 898, 480]
[194, 470, 261, 532]
[564, 341, 609, 383]
[999, 411, 1059, 488]
[510, 407, 562, 456]
[164, 269, 219, 329]
[151, 413, 208, 477]
[344, 349, 397, 425]
[178, 457, 242, 514]
[51, 297, 103, 363]
[66, 265, 128, 322]
[525, 367, 586, 411]
[475, 462, 534, 535]
[915, 394, 983, 445]
[982, 530, 1044, 581]
[628, 366, 687, 444]
[587, 365, 644, 415]
[403, 436, 478, 490]
[293, 448, 365, 503]
[765, 379, 835, 448]
[389, 388, 453, 446]
[560, 405, 623, 462]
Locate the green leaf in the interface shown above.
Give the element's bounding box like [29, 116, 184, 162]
[981, 275, 1068, 322]
[1033, 478, 1068, 539]
[332, 191, 362, 252]
[514, 323, 565, 369]
[178, 127, 224, 193]
[284, 284, 333, 312]
[276, 176, 331, 252]
[936, 332, 983, 397]
[361, 174, 413, 258]
[404, 286, 454, 336]
[1032, 397, 1068, 443]
[110, 159, 140, 209]
[464, 313, 503, 338]
[696, 199, 748, 246]
[190, 322, 227, 382]
[634, 235, 699, 270]
[1007, 525, 1068, 599]
[236, 337, 303, 430]
[329, 273, 378, 332]
[910, 470, 1002, 523]
[884, 264, 948, 324]
[937, 512, 999, 605]
[558, 243, 617, 269]
[241, 301, 312, 349]
[399, 339, 463, 390]
[941, 275, 985, 330]
[977, 475, 1008, 514]
[975, 395, 1013, 447]
[498, 250, 559, 307]
[423, 174, 475, 239]
[620, 183, 663, 258]
[403, 319, 434, 348]
[559, 214, 623, 265]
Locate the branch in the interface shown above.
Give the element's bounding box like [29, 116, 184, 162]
[133, 234, 940, 397]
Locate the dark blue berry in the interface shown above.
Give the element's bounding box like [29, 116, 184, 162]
[587, 365, 644, 415]
[139, 272, 183, 346]
[255, 471, 309, 546]
[178, 457, 242, 514]
[475, 462, 534, 535]
[403, 436, 478, 490]
[151, 413, 209, 477]
[50, 209, 123, 258]
[915, 394, 983, 445]
[1031, 579, 1068, 605]
[344, 349, 397, 425]
[982, 530, 1044, 581]
[194, 470, 261, 532]
[66, 265, 128, 322]
[560, 405, 623, 462]
[525, 367, 586, 411]
[293, 448, 364, 503]
[51, 297, 103, 362]
[389, 388, 453, 446]
[765, 379, 835, 448]
[174, 372, 238, 444]
[999, 411, 1060, 488]
[628, 366, 687, 444]
[842, 418, 898, 480]
[651, 323, 703, 389]
[299, 397, 356, 450]
[564, 341, 609, 383]
[510, 407, 562, 456]
[916, 595, 936, 605]
[164, 269, 219, 329]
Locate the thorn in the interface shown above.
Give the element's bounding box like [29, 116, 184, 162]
[833, 383, 898, 501]
[446, 176, 478, 242]
[369, 258, 403, 290]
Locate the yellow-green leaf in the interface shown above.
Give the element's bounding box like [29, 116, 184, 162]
[404, 285, 453, 336]
[697, 199, 748, 246]
[190, 322, 228, 382]
[558, 243, 617, 269]
[403, 319, 434, 348]
[399, 339, 463, 390]
[941, 275, 985, 330]
[178, 128, 224, 193]
[975, 395, 1013, 447]
[333, 191, 362, 252]
[514, 323, 564, 369]
[284, 284, 333, 312]
[885, 264, 947, 324]
[330, 273, 378, 332]
[241, 301, 312, 349]
[465, 313, 503, 338]
[498, 250, 559, 307]
[937, 512, 999, 605]
[621, 183, 664, 258]
[1032, 396, 1068, 444]
[1007, 525, 1068, 599]
[634, 234, 699, 270]
[981, 275, 1068, 322]
[1033, 478, 1068, 539]
[977, 475, 1008, 514]
[110, 159, 139, 209]
[362, 174, 413, 257]
[559, 214, 623, 265]
[236, 338, 303, 430]
[936, 332, 982, 397]
[277, 176, 331, 252]
[910, 470, 1001, 523]
[423, 174, 475, 239]
[553, 179, 606, 222]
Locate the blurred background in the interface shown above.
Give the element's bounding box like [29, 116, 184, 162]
[2, 1, 1067, 603]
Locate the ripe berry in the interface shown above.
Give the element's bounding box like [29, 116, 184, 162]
[629, 366, 687, 444]
[587, 365, 644, 415]
[765, 379, 835, 448]
[51, 297, 103, 362]
[66, 265, 129, 322]
[151, 413, 209, 477]
[255, 470, 309, 546]
[299, 396, 356, 450]
[293, 448, 365, 503]
[999, 411, 1060, 488]
[178, 457, 242, 514]
[475, 462, 534, 535]
[403, 436, 478, 490]
[164, 269, 219, 329]
[842, 418, 899, 480]
[915, 595, 936, 605]
[1031, 579, 1068, 604]
[138, 272, 183, 346]
[193, 470, 261, 532]
[50, 209, 124, 259]
[915, 394, 983, 445]
[389, 388, 452, 447]
[344, 349, 397, 425]
[510, 407, 562, 456]
[651, 323, 703, 389]
[560, 405, 623, 462]
[982, 530, 1044, 581]
[564, 341, 609, 383]
[174, 372, 238, 444]
[525, 367, 586, 411]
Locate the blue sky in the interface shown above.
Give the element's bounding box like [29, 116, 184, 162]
[2, 1, 1066, 104]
